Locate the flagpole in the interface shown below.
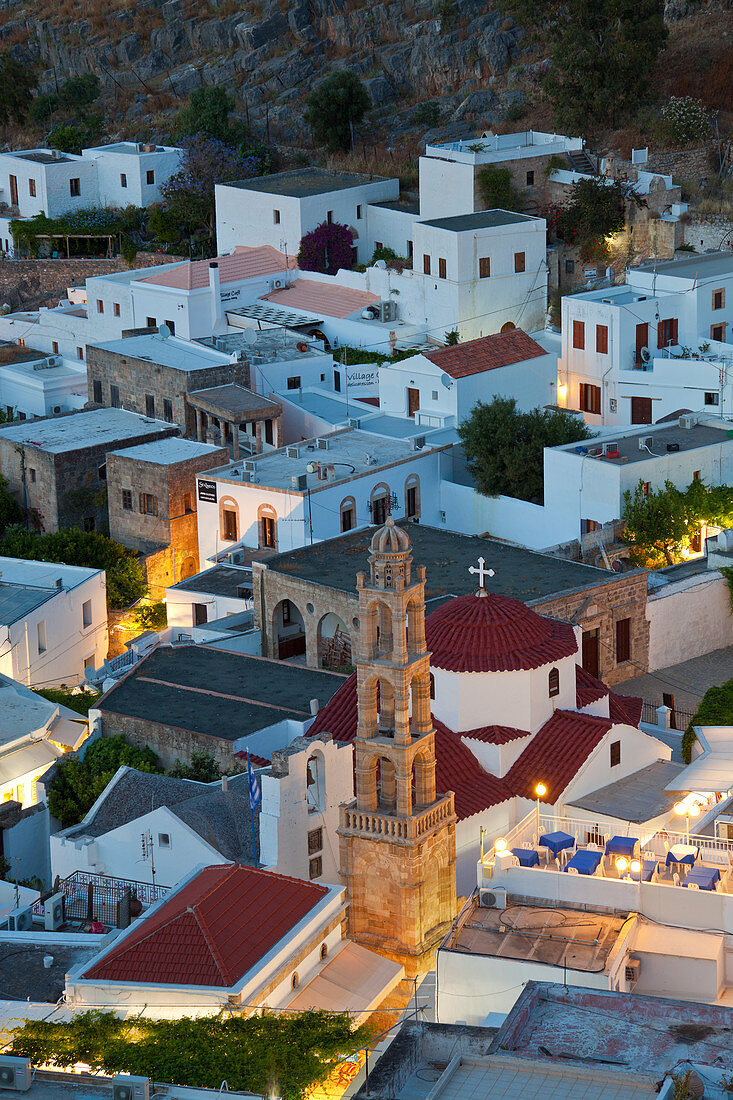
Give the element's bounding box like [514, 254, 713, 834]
[247, 749, 259, 868]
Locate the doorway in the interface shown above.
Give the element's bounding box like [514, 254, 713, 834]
[407, 388, 420, 418]
[631, 397, 653, 424]
[582, 628, 600, 678]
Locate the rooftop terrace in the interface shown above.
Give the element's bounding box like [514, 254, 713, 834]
[0, 408, 177, 453]
[567, 421, 733, 466]
[421, 209, 536, 232]
[222, 166, 391, 197]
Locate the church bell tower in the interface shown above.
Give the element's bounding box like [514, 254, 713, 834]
[338, 518, 457, 961]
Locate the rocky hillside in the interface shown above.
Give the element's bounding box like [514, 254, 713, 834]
[0, 0, 533, 152]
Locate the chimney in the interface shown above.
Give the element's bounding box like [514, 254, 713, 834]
[310, 698, 320, 715]
[221, 775, 228, 792]
[209, 261, 223, 330]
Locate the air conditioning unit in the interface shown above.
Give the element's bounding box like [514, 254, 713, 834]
[316, 437, 330, 450]
[625, 957, 641, 985]
[44, 892, 65, 931]
[306, 462, 317, 474]
[379, 300, 398, 323]
[602, 441, 619, 455]
[478, 887, 506, 910]
[7, 906, 33, 932]
[638, 435, 653, 451]
[0, 1057, 31, 1091]
[112, 1076, 150, 1100]
[244, 459, 256, 471]
[679, 415, 696, 429]
[230, 550, 244, 564]
[292, 473, 308, 490]
[52, 405, 61, 414]
[286, 446, 300, 458]
[272, 278, 284, 290]
[410, 435, 426, 451]
[715, 815, 733, 841]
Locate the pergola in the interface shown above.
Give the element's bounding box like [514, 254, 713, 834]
[187, 384, 283, 459]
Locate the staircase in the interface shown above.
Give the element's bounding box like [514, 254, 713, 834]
[567, 149, 599, 175]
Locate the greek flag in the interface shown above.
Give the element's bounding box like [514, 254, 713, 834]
[247, 752, 261, 811]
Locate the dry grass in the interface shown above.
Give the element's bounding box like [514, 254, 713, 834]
[651, 9, 733, 118]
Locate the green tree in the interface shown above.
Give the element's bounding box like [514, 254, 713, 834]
[556, 177, 640, 260]
[170, 750, 221, 782]
[133, 601, 167, 631]
[175, 87, 240, 144]
[35, 687, 100, 715]
[11, 1010, 371, 1099]
[504, 0, 667, 133]
[48, 116, 104, 156]
[458, 396, 593, 503]
[305, 71, 371, 153]
[477, 166, 524, 212]
[622, 478, 733, 567]
[0, 53, 36, 128]
[682, 679, 733, 762]
[58, 73, 100, 109]
[0, 525, 147, 608]
[48, 736, 162, 827]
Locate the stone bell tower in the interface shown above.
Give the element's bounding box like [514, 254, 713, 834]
[338, 517, 457, 962]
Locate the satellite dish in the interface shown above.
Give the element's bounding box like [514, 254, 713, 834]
[158, 323, 171, 339]
[243, 328, 258, 345]
[374, 259, 387, 270]
[440, 372, 452, 389]
[640, 346, 651, 363]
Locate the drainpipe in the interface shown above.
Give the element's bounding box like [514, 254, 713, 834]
[209, 261, 222, 331]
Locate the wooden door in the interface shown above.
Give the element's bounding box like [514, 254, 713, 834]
[407, 388, 420, 417]
[631, 397, 653, 424]
[9, 176, 17, 206]
[635, 322, 649, 366]
[582, 629, 600, 678]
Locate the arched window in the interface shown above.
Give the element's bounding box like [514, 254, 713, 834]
[405, 474, 420, 520]
[257, 503, 277, 549]
[500, 321, 516, 333]
[306, 752, 325, 813]
[548, 667, 560, 698]
[219, 496, 239, 543]
[370, 482, 390, 526]
[320, 943, 328, 960]
[429, 673, 435, 700]
[340, 495, 356, 533]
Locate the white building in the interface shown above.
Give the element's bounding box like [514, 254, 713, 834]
[215, 167, 400, 262]
[559, 252, 733, 427]
[0, 142, 183, 254]
[165, 563, 255, 636]
[0, 344, 87, 419]
[195, 426, 453, 562]
[439, 414, 733, 551]
[65, 860, 403, 1020]
[377, 328, 559, 427]
[0, 557, 107, 687]
[0, 673, 88, 808]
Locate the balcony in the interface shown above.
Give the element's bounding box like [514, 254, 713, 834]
[340, 792, 455, 845]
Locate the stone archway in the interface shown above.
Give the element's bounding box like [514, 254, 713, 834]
[272, 598, 306, 661]
[317, 611, 351, 670]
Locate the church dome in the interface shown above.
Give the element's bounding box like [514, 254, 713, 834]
[369, 516, 410, 556]
[426, 592, 577, 673]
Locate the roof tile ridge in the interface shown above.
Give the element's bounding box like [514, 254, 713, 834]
[190, 898, 231, 985]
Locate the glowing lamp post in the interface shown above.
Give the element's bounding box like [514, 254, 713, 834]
[674, 801, 700, 845]
[535, 782, 547, 831]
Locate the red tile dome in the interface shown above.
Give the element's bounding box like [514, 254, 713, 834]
[425, 591, 577, 673]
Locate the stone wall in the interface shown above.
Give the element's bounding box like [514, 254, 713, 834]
[98, 709, 239, 770]
[646, 146, 713, 182]
[681, 213, 733, 253]
[0, 255, 185, 312]
[86, 345, 250, 436]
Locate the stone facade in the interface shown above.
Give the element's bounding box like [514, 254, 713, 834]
[254, 556, 650, 687]
[107, 444, 228, 595]
[338, 519, 457, 962]
[86, 344, 250, 437]
[0, 418, 179, 533]
[97, 709, 239, 771]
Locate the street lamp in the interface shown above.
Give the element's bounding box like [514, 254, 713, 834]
[535, 782, 547, 832]
[615, 856, 629, 878]
[674, 801, 700, 845]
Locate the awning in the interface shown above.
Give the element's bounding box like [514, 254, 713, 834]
[0, 739, 63, 785]
[665, 726, 733, 793]
[285, 941, 404, 1024]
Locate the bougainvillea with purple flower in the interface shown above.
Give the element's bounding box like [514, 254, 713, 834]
[297, 220, 354, 275]
[152, 134, 269, 246]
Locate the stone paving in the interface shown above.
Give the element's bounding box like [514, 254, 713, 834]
[622, 644, 733, 713]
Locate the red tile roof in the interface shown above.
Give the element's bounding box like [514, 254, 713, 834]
[460, 724, 531, 745]
[575, 664, 610, 709]
[425, 592, 577, 673]
[139, 246, 296, 291]
[424, 329, 546, 379]
[261, 278, 379, 318]
[609, 692, 644, 727]
[308, 673, 619, 820]
[81, 863, 329, 987]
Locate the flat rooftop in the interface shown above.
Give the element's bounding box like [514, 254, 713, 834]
[91, 333, 233, 372]
[421, 209, 536, 232]
[222, 166, 390, 197]
[574, 422, 733, 465]
[0, 359, 86, 383]
[371, 197, 420, 215]
[0, 943, 96, 1002]
[566, 759, 686, 822]
[496, 980, 733, 1074]
[263, 522, 619, 604]
[0, 408, 177, 453]
[188, 384, 282, 420]
[635, 250, 733, 282]
[0, 581, 55, 625]
[98, 645, 345, 742]
[197, 329, 326, 361]
[204, 428, 449, 492]
[107, 438, 224, 466]
[10, 150, 76, 164]
[443, 901, 624, 973]
[168, 564, 254, 598]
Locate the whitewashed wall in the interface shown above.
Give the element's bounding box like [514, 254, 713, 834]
[647, 570, 733, 670]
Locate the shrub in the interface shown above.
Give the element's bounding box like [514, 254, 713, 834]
[305, 71, 370, 153]
[48, 736, 162, 827]
[659, 96, 711, 145]
[414, 101, 440, 127]
[298, 221, 354, 275]
[682, 679, 733, 762]
[477, 166, 523, 212]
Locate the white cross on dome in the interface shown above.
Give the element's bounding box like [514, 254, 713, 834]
[468, 556, 495, 591]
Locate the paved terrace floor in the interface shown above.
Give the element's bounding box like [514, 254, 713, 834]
[621, 644, 733, 714]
